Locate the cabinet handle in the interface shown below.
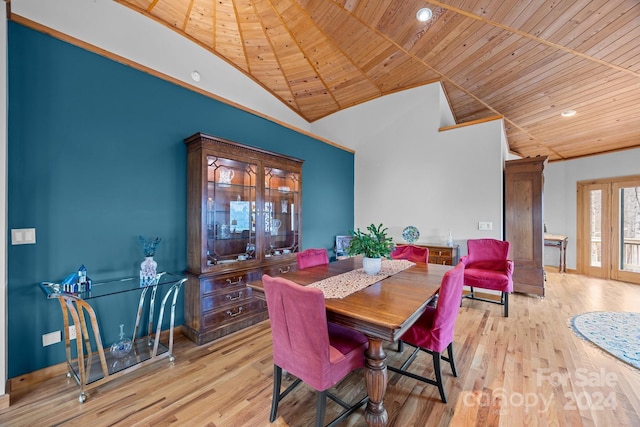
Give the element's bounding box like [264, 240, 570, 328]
[226, 277, 243, 285]
[226, 291, 243, 301]
[279, 266, 291, 274]
[226, 307, 243, 317]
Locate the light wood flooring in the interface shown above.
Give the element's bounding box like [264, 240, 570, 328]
[2, 270, 640, 426]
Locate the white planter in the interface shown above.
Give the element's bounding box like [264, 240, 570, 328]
[362, 257, 382, 275]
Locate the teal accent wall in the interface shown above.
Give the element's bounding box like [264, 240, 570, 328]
[7, 22, 354, 377]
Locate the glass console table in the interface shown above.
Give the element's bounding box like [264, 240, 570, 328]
[39, 272, 186, 403]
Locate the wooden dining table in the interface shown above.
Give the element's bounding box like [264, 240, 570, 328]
[247, 256, 452, 427]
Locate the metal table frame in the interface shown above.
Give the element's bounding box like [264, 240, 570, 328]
[40, 272, 186, 403]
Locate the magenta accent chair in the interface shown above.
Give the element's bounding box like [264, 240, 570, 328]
[262, 274, 369, 427]
[296, 248, 330, 270]
[461, 239, 514, 317]
[391, 245, 429, 263]
[388, 262, 465, 403]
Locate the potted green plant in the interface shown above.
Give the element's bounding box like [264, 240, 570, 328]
[347, 223, 395, 274]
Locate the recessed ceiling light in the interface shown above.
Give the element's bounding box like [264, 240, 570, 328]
[416, 8, 433, 22]
[561, 109, 576, 117]
[191, 71, 201, 82]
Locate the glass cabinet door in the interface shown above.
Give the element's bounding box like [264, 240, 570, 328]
[207, 156, 257, 266]
[264, 167, 300, 258]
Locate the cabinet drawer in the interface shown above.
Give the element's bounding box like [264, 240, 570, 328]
[263, 262, 297, 277]
[201, 286, 253, 312]
[430, 248, 453, 257]
[429, 256, 453, 265]
[203, 299, 266, 327]
[201, 271, 259, 294]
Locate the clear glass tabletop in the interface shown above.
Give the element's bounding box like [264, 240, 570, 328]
[39, 272, 184, 300]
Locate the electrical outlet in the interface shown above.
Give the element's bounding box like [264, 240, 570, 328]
[42, 331, 61, 346]
[478, 221, 493, 231]
[68, 325, 77, 340]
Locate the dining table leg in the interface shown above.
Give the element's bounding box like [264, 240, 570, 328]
[364, 337, 389, 427]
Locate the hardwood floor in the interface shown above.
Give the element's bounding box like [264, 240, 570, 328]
[2, 270, 640, 426]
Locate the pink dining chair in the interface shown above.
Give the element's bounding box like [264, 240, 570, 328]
[262, 274, 368, 427]
[391, 245, 429, 263]
[388, 261, 465, 403]
[296, 248, 330, 269]
[390, 244, 431, 351]
[460, 239, 514, 317]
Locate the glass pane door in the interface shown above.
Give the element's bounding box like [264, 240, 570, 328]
[577, 182, 609, 278]
[578, 176, 640, 284]
[264, 167, 300, 258]
[589, 188, 602, 268]
[613, 179, 640, 284]
[206, 156, 257, 266]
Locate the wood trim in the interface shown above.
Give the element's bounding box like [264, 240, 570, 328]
[438, 115, 503, 132]
[6, 361, 68, 394]
[547, 146, 640, 164]
[0, 394, 9, 410]
[577, 174, 640, 186]
[6, 327, 182, 396]
[8, 14, 355, 155]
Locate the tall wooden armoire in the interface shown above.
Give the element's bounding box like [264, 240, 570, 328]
[504, 156, 547, 297]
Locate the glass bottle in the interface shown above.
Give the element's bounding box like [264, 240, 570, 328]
[447, 231, 454, 247]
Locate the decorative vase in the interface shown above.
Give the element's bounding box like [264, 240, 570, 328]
[362, 257, 382, 275]
[140, 256, 157, 287]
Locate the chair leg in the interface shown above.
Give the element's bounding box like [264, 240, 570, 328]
[503, 292, 509, 317]
[432, 351, 447, 403]
[270, 365, 303, 423]
[389, 345, 455, 403]
[270, 365, 282, 422]
[462, 286, 475, 306]
[315, 390, 327, 427]
[446, 342, 457, 377]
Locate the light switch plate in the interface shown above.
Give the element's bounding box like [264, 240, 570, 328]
[11, 228, 36, 245]
[478, 222, 493, 231]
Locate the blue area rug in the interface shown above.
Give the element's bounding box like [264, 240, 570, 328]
[570, 311, 640, 369]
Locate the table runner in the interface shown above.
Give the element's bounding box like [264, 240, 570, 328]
[308, 259, 415, 299]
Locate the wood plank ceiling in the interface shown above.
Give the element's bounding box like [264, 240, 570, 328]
[116, 0, 640, 161]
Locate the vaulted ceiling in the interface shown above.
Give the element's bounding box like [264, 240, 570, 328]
[117, 0, 640, 161]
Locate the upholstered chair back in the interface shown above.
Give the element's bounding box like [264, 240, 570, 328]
[296, 248, 330, 270]
[391, 245, 429, 263]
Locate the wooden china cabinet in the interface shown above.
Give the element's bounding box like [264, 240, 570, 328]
[183, 133, 303, 345]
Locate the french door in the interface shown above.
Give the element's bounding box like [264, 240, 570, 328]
[577, 176, 640, 284]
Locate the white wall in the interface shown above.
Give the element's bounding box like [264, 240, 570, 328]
[313, 83, 506, 251]
[544, 148, 640, 270]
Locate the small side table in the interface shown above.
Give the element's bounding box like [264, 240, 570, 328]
[544, 234, 568, 273]
[40, 272, 186, 403]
